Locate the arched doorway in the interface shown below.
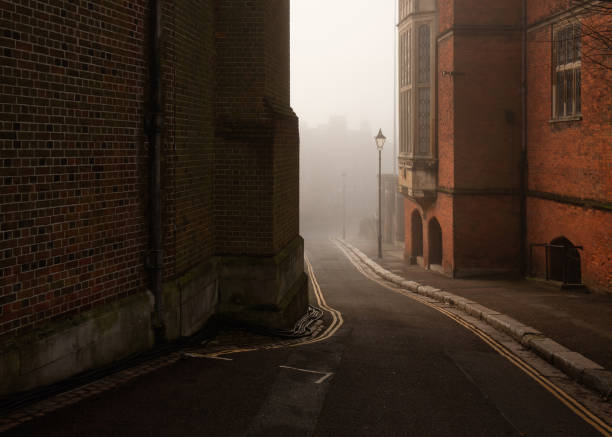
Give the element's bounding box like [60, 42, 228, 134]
[411, 210, 423, 260]
[549, 237, 581, 284]
[428, 218, 442, 266]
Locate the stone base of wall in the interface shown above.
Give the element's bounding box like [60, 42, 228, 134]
[162, 260, 219, 340]
[0, 238, 308, 397]
[217, 236, 308, 329]
[0, 292, 155, 398]
[0, 261, 219, 398]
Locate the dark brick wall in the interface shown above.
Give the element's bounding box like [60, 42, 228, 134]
[167, 1, 216, 276]
[273, 115, 300, 252]
[214, 0, 299, 256]
[0, 1, 149, 337]
[0, 0, 302, 340]
[264, 0, 290, 108]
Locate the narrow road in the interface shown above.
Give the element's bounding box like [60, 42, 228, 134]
[5, 237, 607, 436]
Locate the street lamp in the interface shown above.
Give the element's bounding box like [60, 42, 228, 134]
[342, 173, 347, 240]
[375, 128, 386, 258]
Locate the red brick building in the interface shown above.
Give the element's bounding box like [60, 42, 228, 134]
[0, 0, 306, 396]
[398, 0, 611, 292]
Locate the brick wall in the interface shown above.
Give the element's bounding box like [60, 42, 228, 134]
[453, 195, 521, 272]
[453, 32, 522, 191]
[527, 0, 572, 25]
[214, 0, 299, 256]
[527, 18, 612, 202]
[264, 0, 290, 108]
[454, 0, 522, 27]
[168, 1, 216, 276]
[422, 0, 522, 275]
[273, 115, 300, 253]
[437, 35, 454, 189]
[0, 0, 149, 338]
[527, 198, 611, 293]
[526, 5, 612, 292]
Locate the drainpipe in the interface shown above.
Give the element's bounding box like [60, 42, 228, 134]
[147, 0, 165, 342]
[520, 0, 528, 276]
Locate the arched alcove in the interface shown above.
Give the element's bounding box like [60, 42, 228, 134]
[549, 236, 581, 284]
[428, 218, 443, 266]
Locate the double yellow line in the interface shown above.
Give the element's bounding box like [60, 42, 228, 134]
[303, 253, 344, 344]
[335, 240, 612, 437]
[192, 254, 343, 359]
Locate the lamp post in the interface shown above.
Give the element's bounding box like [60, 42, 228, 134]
[375, 129, 386, 258]
[342, 172, 347, 240]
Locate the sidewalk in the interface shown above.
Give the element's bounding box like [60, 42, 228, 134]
[348, 238, 612, 397]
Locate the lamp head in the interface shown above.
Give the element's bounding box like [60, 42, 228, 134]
[375, 128, 386, 151]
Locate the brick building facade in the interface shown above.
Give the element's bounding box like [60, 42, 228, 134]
[0, 0, 307, 396]
[398, 0, 611, 292]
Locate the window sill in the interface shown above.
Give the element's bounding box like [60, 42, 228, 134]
[549, 115, 582, 124]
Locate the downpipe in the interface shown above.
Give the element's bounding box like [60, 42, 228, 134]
[146, 0, 165, 343]
[520, 0, 528, 276]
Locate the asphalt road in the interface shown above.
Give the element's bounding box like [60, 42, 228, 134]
[5, 238, 604, 436]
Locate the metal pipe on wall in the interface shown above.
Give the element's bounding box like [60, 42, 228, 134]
[147, 0, 165, 342]
[520, 0, 528, 276]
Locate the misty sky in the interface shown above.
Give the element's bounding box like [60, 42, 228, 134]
[290, 0, 396, 145]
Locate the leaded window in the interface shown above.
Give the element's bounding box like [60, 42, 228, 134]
[399, 29, 411, 87]
[418, 24, 430, 84]
[553, 23, 581, 118]
[400, 90, 411, 153]
[418, 88, 430, 154]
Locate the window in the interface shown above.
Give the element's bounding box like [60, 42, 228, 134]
[553, 23, 581, 118]
[400, 0, 413, 21]
[399, 27, 411, 154]
[417, 23, 431, 154]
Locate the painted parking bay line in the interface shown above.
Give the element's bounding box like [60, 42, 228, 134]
[279, 365, 334, 384]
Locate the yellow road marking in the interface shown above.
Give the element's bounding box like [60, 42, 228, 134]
[334, 240, 612, 437]
[192, 254, 343, 359]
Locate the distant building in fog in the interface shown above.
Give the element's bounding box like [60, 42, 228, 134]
[397, 0, 611, 293]
[300, 117, 376, 236]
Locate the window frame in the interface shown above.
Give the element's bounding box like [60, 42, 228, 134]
[551, 21, 582, 120]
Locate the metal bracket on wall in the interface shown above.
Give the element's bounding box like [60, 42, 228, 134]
[441, 70, 464, 77]
[145, 250, 164, 270]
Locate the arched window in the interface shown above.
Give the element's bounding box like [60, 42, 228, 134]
[428, 218, 442, 266]
[549, 237, 581, 284]
[411, 210, 423, 258]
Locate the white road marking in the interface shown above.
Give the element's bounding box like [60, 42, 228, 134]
[184, 352, 233, 361]
[279, 365, 334, 384]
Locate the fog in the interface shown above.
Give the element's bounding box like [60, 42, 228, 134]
[291, 0, 397, 237]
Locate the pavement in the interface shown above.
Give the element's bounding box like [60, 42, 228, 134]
[346, 238, 612, 399]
